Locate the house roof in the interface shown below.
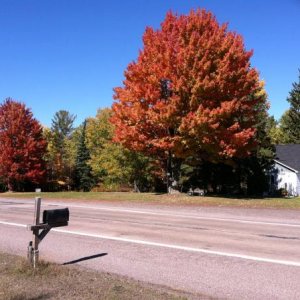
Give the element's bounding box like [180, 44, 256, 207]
[275, 144, 300, 172]
[274, 160, 298, 173]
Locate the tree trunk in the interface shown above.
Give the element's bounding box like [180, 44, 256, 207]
[166, 152, 182, 194]
[7, 181, 14, 192]
[134, 180, 141, 193]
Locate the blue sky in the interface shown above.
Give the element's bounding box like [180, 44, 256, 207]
[0, 0, 299, 127]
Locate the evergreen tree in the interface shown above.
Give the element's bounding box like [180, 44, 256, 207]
[51, 110, 76, 142]
[74, 120, 94, 191]
[282, 70, 300, 143]
[50, 110, 76, 187]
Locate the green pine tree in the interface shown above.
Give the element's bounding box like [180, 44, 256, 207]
[51, 110, 76, 150]
[74, 120, 94, 191]
[49, 110, 76, 187]
[281, 70, 300, 143]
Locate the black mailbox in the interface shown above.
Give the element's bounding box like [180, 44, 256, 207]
[42, 208, 69, 227]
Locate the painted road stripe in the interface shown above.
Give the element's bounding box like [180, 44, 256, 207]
[1, 220, 300, 267]
[46, 202, 300, 228]
[50, 229, 300, 267]
[0, 221, 27, 228]
[2, 198, 300, 228]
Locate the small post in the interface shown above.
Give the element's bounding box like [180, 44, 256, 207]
[27, 241, 33, 264]
[27, 197, 69, 268]
[31, 197, 41, 267]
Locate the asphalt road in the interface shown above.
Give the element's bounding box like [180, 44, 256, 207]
[1, 197, 300, 299]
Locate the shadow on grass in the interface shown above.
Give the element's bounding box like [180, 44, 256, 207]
[202, 194, 280, 200]
[62, 253, 108, 265]
[150, 191, 279, 200]
[7, 292, 52, 300]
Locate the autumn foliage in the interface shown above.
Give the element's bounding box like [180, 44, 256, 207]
[0, 98, 47, 191]
[111, 9, 267, 164]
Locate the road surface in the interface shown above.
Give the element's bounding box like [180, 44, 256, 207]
[0, 197, 300, 299]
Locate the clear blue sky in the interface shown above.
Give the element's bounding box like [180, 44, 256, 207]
[0, 0, 299, 127]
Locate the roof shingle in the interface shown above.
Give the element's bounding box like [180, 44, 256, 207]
[275, 144, 300, 172]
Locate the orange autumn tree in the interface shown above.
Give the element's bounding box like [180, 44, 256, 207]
[111, 9, 268, 191]
[0, 98, 47, 191]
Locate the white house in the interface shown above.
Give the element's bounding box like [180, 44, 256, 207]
[270, 144, 300, 196]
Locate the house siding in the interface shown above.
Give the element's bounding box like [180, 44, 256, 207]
[272, 162, 299, 196]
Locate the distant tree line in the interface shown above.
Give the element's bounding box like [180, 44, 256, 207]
[0, 68, 299, 194]
[0, 103, 155, 193]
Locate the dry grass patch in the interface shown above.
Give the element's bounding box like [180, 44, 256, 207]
[0, 252, 204, 300]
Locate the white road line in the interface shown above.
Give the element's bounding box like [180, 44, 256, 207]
[0, 221, 27, 228]
[44, 202, 300, 228]
[50, 229, 300, 267]
[1, 220, 300, 267]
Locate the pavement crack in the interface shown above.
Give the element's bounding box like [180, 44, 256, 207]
[71, 214, 209, 231]
[260, 234, 300, 240]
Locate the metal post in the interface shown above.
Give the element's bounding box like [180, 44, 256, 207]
[32, 197, 41, 267]
[27, 241, 33, 265]
[27, 197, 69, 267]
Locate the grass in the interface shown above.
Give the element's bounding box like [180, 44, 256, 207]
[1, 191, 300, 209]
[0, 252, 201, 300]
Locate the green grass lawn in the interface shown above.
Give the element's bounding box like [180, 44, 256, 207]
[1, 191, 300, 209]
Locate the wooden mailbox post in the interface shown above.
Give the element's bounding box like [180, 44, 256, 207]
[27, 197, 69, 267]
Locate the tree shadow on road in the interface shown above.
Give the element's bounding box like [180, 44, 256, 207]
[62, 253, 108, 265]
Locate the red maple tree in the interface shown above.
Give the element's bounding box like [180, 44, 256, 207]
[111, 9, 268, 186]
[0, 98, 47, 191]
